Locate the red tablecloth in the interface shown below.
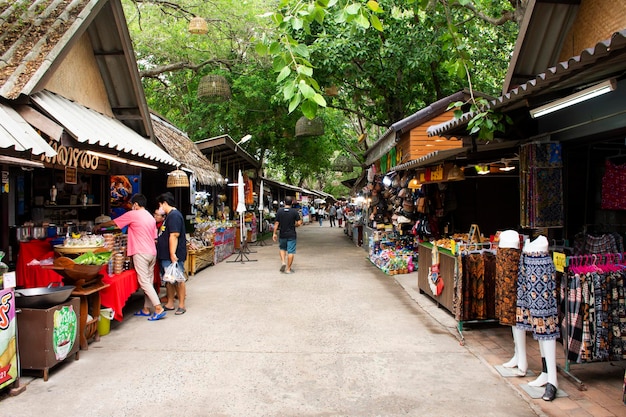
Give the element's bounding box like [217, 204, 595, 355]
[16, 239, 59, 287]
[101, 269, 139, 322]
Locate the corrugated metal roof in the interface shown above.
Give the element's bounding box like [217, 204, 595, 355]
[392, 148, 468, 172]
[0, 0, 153, 138]
[31, 90, 178, 166]
[0, 102, 56, 157]
[195, 135, 260, 174]
[428, 29, 626, 137]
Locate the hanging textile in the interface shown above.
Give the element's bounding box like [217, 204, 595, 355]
[516, 251, 560, 340]
[520, 142, 564, 228]
[457, 251, 497, 321]
[601, 160, 626, 210]
[495, 248, 521, 326]
[561, 257, 626, 363]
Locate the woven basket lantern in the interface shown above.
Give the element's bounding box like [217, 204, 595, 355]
[188, 17, 208, 35]
[331, 155, 356, 172]
[295, 116, 324, 137]
[167, 169, 190, 188]
[198, 75, 231, 101]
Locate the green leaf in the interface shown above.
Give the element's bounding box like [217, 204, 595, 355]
[292, 17, 303, 30]
[288, 93, 302, 113]
[345, 3, 360, 15]
[292, 44, 310, 58]
[366, 1, 381, 12]
[301, 100, 318, 119]
[355, 13, 370, 28]
[272, 56, 286, 72]
[283, 80, 296, 100]
[255, 42, 268, 56]
[312, 93, 327, 107]
[277, 66, 291, 83]
[453, 109, 463, 119]
[298, 81, 316, 99]
[370, 14, 383, 31]
[296, 65, 313, 77]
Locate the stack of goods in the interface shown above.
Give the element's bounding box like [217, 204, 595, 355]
[111, 253, 125, 275]
[102, 233, 116, 251]
[368, 231, 416, 275]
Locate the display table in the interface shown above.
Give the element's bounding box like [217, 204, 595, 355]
[185, 246, 214, 275]
[72, 282, 109, 350]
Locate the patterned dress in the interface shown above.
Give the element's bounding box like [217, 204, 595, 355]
[516, 251, 560, 340]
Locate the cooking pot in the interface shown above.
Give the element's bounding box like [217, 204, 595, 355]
[16, 226, 32, 242]
[15, 283, 75, 308]
[32, 226, 46, 240]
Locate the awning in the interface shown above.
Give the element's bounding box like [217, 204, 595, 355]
[31, 90, 179, 166]
[195, 135, 260, 175]
[392, 148, 468, 171]
[0, 103, 56, 157]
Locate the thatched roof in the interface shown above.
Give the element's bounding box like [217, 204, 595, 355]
[151, 113, 223, 185]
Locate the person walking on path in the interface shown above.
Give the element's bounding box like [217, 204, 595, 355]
[329, 204, 337, 227]
[336, 204, 344, 228]
[317, 206, 325, 227]
[100, 194, 165, 321]
[272, 195, 302, 274]
[157, 192, 188, 315]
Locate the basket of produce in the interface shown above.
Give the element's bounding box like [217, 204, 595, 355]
[45, 251, 111, 288]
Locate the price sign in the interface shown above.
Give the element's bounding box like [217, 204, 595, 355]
[431, 164, 444, 181]
[553, 252, 567, 273]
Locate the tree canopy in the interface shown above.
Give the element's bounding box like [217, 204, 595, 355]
[122, 0, 524, 193]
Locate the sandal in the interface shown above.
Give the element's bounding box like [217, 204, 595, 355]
[134, 310, 151, 317]
[148, 310, 166, 321]
[163, 305, 175, 311]
[175, 307, 186, 315]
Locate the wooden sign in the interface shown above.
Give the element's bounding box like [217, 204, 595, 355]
[65, 166, 77, 184]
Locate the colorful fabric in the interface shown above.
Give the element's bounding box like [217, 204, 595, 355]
[601, 160, 626, 210]
[495, 248, 520, 326]
[516, 251, 560, 340]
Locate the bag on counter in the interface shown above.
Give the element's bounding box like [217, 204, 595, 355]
[163, 262, 186, 283]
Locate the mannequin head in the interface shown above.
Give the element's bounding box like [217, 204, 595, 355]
[523, 235, 549, 253]
[499, 230, 520, 249]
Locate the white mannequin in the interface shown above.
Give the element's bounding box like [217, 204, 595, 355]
[499, 231, 527, 376]
[519, 236, 558, 400]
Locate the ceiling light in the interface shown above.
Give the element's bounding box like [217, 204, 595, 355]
[86, 150, 126, 164]
[128, 160, 158, 170]
[475, 165, 490, 175]
[499, 160, 516, 172]
[530, 79, 616, 118]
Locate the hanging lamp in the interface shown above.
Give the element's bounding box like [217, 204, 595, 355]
[295, 116, 324, 137]
[167, 168, 190, 188]
[197, 74, 232, 101]
[188, 17, 208, 35]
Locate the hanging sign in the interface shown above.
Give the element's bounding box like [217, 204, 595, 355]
[553, 252, 566, 273]
[65, 166, 77, 184]
[1, 171, 8, 193]
[41, 141, 100, 170]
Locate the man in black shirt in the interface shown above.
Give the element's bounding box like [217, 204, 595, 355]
[272, 196, 302, 274]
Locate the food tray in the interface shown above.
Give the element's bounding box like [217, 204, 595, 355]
[54, 245, 104, 254]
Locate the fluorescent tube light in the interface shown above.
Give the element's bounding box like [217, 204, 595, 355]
[87, 150, 158, 169]
[530, 79, 616, 118]
[128, 160, 158, 170]
[86, 150, 127, 163]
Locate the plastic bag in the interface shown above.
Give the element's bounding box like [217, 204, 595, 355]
[163, 262, 186, 284]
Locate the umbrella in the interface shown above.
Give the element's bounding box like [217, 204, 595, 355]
[236, 170, 246, 214]
[314, 198, 325, 204]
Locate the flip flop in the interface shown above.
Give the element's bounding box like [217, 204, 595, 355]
[163, 305, 175, 311]
[175, 307, 186, 315]
[280, 264, 286, 273]
[148, 310, 166, 321]
[133, 310, 151, 317]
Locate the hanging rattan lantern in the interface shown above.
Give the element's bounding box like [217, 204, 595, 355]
[189, 17, 208, 35]
[167, 169, 190, 188]
[295, 116, 324, 137]
[197, 74, 232, 101]
[331, 155, 356, 172]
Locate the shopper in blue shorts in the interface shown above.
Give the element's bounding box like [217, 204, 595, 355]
[272, 196, 302, 274]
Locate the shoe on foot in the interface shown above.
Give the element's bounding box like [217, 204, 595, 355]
[148, 310, 166, 321]
[134, 309, 151, 317]
[175, 307, 186, 315]
[542, 383, 557, 401]
[280, 264, 286, 273]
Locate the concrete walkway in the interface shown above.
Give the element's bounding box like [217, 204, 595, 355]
[1, 224, 555, 416]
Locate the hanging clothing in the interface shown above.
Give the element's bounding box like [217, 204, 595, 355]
[495, 247, 521, 326]
[516, 251, 560, 341]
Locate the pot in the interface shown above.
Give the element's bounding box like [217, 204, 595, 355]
[32, 226, 46, 240]
[16, 226, 32, 242]
[15, 283, 75, 308]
